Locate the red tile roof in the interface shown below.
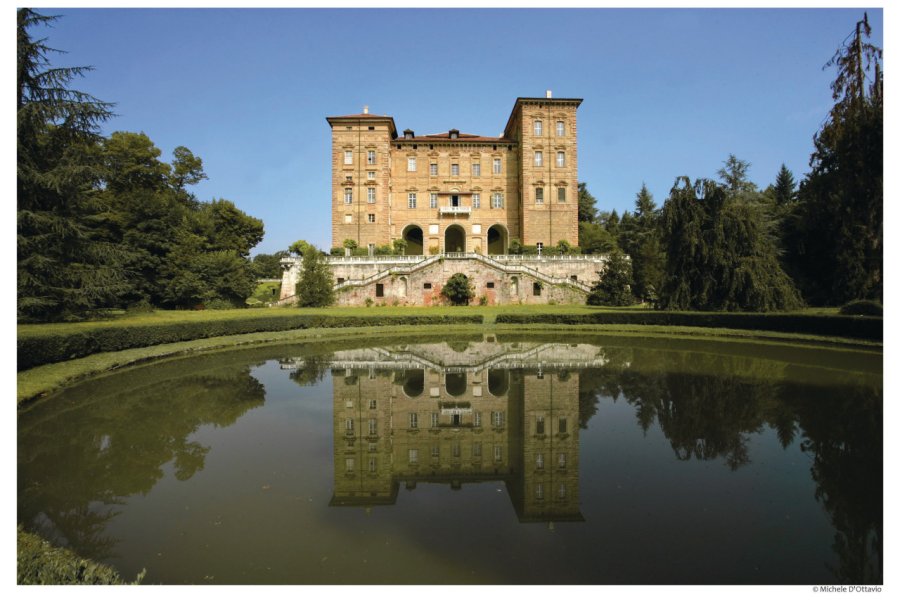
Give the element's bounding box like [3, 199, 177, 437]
[400, 131, 512, 143]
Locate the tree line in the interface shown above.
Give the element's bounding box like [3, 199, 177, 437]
[583, 13, 882, 312]
[17, 9, 266, 321]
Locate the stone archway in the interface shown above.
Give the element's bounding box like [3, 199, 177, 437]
[487, 225, 508, 255]
[402, 225, 424, 255]
[444, 224, 466, 253]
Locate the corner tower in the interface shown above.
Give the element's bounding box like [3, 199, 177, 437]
[504, 93, 582, 248]
[326, 108, 397, 251]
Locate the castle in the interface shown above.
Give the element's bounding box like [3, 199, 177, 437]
[280, 93, 608, 306]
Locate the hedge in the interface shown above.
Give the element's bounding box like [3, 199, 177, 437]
[495, 311, 882, 341]
[17, 527, 140, 585]
[18, 314, 483, 371]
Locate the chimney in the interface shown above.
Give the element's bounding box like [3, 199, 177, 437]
[546, 89, 552, 99]
[363, 105, 369, 114]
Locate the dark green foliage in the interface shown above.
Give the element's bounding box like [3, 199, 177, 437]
[508, 238, 524, 254]
[839, 300, 883, 316]
[296, 246, 334, 307]
[616, 184, 664, 303]
[441, 273, 475, 305]
[17, 9, 128, 321]
[578, 222, 619, 254]
[784, 14, 882, 305]
[16, 12, 265, 319]
[587, 251, 633, 306]
[773, 164, 797, 205]
[717, 154, 758, 194]
[577, 182, 598, 223]
[17, 527, 137, 584]
[17, 314, 484, 370]
[658, 178, 802, 312]
[494, 311, 881, 341]
[250, 251, 289, 279]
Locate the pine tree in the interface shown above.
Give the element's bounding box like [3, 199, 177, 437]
[577, 182, 598, 223]
[587, 251, 634, 306]
[17, 9, 127, 320]
[717, 154, 757, 195]
[786, 13, 882, 304]
[773, 164, 796, 205]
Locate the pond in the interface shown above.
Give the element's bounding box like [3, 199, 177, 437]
[17, 333, 882, 585]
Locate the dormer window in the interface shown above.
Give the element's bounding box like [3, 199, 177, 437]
[403, 129, 415, 139]
[449, 129, 459, 140]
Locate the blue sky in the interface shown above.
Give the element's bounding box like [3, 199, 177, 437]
[37, 7, 884, 255]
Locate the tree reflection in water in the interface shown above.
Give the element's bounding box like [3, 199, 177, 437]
[18, 361, 266, 562]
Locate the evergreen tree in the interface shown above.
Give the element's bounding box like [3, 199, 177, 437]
[577, 182, 598, 223]
[441, 273, 475, 306]
[587, 251, 633, 306]
[773, 164, 797, 206]
[296, 245, 334, 307]
[717, 154, 757, 194]
[658, 178, 801, 312]
[17, 9, 128, 320]
[785, 14, 882, 304]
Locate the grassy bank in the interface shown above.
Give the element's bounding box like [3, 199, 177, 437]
[17, 527, 142, 585]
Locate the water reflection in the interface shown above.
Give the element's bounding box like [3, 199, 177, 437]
[17, 336, 881, 584]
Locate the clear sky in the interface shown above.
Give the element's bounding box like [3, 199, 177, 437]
[36, 5, 884, 255]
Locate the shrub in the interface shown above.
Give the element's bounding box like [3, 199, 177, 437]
[508, 239, 524, 255]
[392, 239, 408, 255]
[839, 300, 883, 316]
[479, 295, 489, 306]
[441, 273, 475, 306]
[296, 246, 334, 308]
[18, 527, 142, 584]
[428, 245, 440, 255]
[18, 313, 485, 370]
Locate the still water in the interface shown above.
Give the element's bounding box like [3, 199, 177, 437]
[18, 334, 882, 585]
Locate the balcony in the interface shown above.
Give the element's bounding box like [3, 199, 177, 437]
[439, 205, 471, 215]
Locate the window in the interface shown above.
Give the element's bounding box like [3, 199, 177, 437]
[556, 121, 565, 136]
[367, 171, 375, 180]
[344, 214, 352, 224]
[559, 417, 568, 434]
[474, 411, 482, 427]
[492, 411, 505, 427]
[345, 418, 354, 433]
[367, 214, 375, 223]
[409, 448, 418, 464]
[535, 187, 544, 204]
[558, 483, 567, 499]
[409, 413, 418, 429]
[536, 416, 545, 434]
[491, 193, 504, 209]
[368, 419, 377, 435]
[337, 277, 345, 284]
[344, 188, 353, 204]
[375, 283, 384, 297]
[493, 158, 501, 174]
[431, 412, 439, 428]
[368, 442, 377, 453]
[408, 192, 417, 208]
[430, 163, 438, 176]
[557, 187, 566, 202]
[368, 126, 375, 131]
[423, 282, 432, 290]
[536, 242, 544, 252]
[493, 445, 502, 462]
[473, 442, 482, 457]
[536, 453, 544, 469]
[407, 157, 417, 172]
[344, 150, 353, 165]
[472, 163, 481, 177]
[473, 193, 480, 209]
[535, 483, 544, 500]
[345, 457, 355, 472]
[534, 120, 542, 136]
[452, 442, 461, 458]
[367, 188, 376, 203]
[534, 151, 543, 167]
[556, 152, 565, 167]
[533, 282, 542, 296]
[368, 457, 377, 473]
[431, 445, 440, 458]
[430, 193, 437, 209]
[558, 453, 567, 468]
[451, 163, 459, 176]
[486, 281, 495, 289]
[369, 399, 377, 409]
[367, 150, 376, 164]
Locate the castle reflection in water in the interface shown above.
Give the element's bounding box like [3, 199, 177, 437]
[281, 339, 607, 524]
